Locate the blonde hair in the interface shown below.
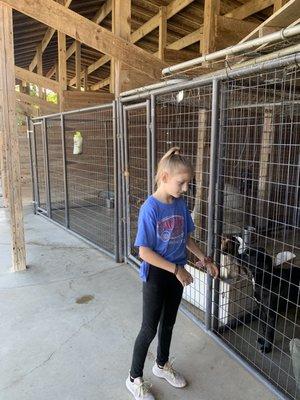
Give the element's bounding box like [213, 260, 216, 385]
[155, 147, 193, 186]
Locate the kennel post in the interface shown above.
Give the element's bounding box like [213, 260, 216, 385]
[194, 109, 208, 242]
[60, 113, 69, 229]
[206, 78, 220, 330]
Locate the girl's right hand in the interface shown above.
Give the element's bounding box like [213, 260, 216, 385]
[176, 267, 193, 287]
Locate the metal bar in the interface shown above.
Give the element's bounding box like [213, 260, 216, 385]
[26, 116, 37, 213]
[162, 25, 300, 76]
[42, 118, 52, 218]
[31, 103, 114, 121]
[113, 100, 121, 262]
[146, 99, 151, 196]
[150, 94, 156, 192]
[205, 79, 220, 331]
[121, 52, 300, 103]
[117, 99, 125, 262]
[32, 123, 42, 210]
[123, 101, 149, 111]
[122, 106, 131, 259]
[212, 81, 226, 332]
[60, 114, 69, 229]
[120, 79, 187, 97]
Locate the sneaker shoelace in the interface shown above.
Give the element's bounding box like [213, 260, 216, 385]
[136, 379, 152, 397]
[163, 358, 177, 380]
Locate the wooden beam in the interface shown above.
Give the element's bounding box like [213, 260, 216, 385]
[273, 0, 287, 10]
[75, 41, 81, 89]
[166, 0, 195, 19]
[0, 4, 26, 271]
[225, 0, 274, 20]
[28, 0, 73, 72]
[202, 0, 220, 55]
[0, 127, 9, 207]
[15, 92, 59, 112]
[240, 0, 300, 42]
[2, 0, 165, 80]
[69, 0, 196, 89]
[93, 0, 112, 24]
[193, 110, 209, 242]
[113, 0, 131, 96]
[83, 67, 88, 91]
[69, 55, 110, 87]
[130, 13, 160, 43]
[258, 107, 274, 200]
[36, 43, 44, 98]
[158, 6, 167, 61]
[15, 66, 60, 92]
[166, 28, 203, 50]
[62, 90, 114, 110]
[90, 77, 111, 91]
[58, 31, 67, 111]
[65, 0, 112, 62]
[216, 16, 259, 49]
[46, 64, 56, 78]
[162, 48, 200, 63]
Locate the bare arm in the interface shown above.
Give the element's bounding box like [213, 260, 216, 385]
[186, 236, 219, 278]
[139, 246, 176, 274]
[186, 236, 207, 262]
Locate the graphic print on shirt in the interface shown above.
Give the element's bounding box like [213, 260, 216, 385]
[157, 215, 184, 243]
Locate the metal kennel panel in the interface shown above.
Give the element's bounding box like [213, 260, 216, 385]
[214, 64, 300, 400]
[122, 101, 151, 265]
[64, 105, 116, 256]
[154, 85, 214, 325]
[32, 120, 48, 213]
[46, 115, 66, 226]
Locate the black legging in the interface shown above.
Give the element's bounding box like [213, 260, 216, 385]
[130, 264, 183, 378]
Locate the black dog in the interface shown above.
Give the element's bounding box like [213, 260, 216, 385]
[222, 236, 299, 353]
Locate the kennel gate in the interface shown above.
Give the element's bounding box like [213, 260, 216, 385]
[29, 103, 120, 261]
[121, 100, 152, 266]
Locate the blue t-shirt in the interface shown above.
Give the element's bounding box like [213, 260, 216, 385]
[134, 195, 195, 281]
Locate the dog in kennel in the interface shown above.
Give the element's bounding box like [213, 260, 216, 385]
[221, 235, 299, 354]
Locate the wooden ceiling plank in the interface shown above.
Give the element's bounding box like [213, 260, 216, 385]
[15, 66, 60, 92]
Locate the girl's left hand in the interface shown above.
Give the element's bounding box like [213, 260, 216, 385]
[206, 262, 219, 279]
[196, 260, 219, 279]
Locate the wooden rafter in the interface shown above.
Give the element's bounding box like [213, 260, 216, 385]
[2, 0, 165, 80]
[15, 66, 60, 92]
[158, 6, 167, 61]
[240, 0, 300, 42]
[202, 0, 220, 55]
[29, 0, 73, 72]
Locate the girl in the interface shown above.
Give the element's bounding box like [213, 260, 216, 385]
[126, 147, 218, 400]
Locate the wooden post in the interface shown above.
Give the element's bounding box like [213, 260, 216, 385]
[83, 67, 88, 91]
[0, 109, 9, 207]
[75, 41, 81, 90]
[58, 31, 67, 111]
[258, 107, 274, 200]
[202, 0, 220, 55]
[0, 4, 26, 271]
[193, 110, 208, 241]
[158, 6, 167, 61]
[36, 43, 45, 99]
[112, 0, 131, 97]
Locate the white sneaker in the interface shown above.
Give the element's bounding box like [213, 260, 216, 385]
[126, 375, 155, 400]
[152, 359, 187, 388]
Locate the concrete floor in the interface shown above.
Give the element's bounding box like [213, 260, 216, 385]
[0, 200, 278, 400]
